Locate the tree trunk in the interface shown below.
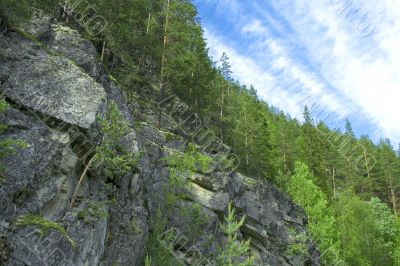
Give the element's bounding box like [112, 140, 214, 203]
[158, 0, 171, 128]
[189, 71, 194, 97]
[140, 12, 152, 70]
[389, 179, 398, 215]
[346, 161, 355, 194]
[282, 132, 288, 174]
[146, 13, 151, 35]
[332, 166, 336, 196]
[363, 146, 373, 194]
[244, 105, 249, 172]
[70, 155, 96, 209]
[100, 39, 106, 62]
[220, 82, 224, 141]
[195, 95, 198, 128]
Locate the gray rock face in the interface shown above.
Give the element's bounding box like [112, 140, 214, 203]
[18, 11, 102, 79]
[0, 107, 71, 220]
[138, 124, 319, 266]
[0, 13, 146, 266]
[48, 24, 102, 79]
[0, 11, 319, 266]
[187, 183, 229, 212]
[0, 31, 106, 129]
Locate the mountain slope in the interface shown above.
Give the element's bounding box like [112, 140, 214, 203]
[0, 11, 319, 266]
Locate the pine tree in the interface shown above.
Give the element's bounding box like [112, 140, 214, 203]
[376, 139, 399, 215]
[217, 53, 233, 141]
[316, 122, 344, 197]
[355, 135, 378, 198]
[296, 106, 326, 191]
[217, 202, 255, 266]
[270, 111, 297, 177]
[345, 118, 355, 138]
[70, 102, 139, 208]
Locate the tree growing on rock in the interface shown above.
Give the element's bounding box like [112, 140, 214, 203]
[217, 202, 255, 266]
[70, 102, 139, 208]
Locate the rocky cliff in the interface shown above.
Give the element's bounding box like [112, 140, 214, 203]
[0, 12, 319, 266]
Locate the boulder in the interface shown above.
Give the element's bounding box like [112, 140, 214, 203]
[0, 32, 106, 129]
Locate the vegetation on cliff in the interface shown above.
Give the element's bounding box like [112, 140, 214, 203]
[1, 0, 400, 265]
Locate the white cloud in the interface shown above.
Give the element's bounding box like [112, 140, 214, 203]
[241, 20, 268, 35]
[199, 0, 400, 143]
[289, 0, 400, 141]
[207, 0, 241, 16]
[205, 29, 304, 118]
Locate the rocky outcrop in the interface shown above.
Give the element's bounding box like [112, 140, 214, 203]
[0, 13, 147, 266]
[0, 11, 319, 266]
[0, 30, 106, 129]
[138, 122, 319, 265]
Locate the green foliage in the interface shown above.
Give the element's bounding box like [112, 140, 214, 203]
[369, 197, 399, 264]
[333, 193, 392, 266]
[287, 228, 308, 257]
[6, 1, 400, 264]
[225, 85, 271, 176]
[16, 213, 75, 248]
[286, 163, 400, 266]
[145, 208, 180, 266]
[166, 143, 211, 206]
[394, 218, 400, 266]
[0, 0, 59, 27]
[273, 170, 289, 190]
[1, 97, 11, 119]
[216, 202, 255, 266]
[144, 254, 152, 266]
[287, 162, 340, 264]
[168, 143, 211, 173]
[145, 144, 212, 265]
[0, 138, 27, 160]
[369, 197, 398, 242]
[191, 202, 208, 232]
[164, 143, 211, 240]
[77, 201, 108, 220]
[93, 102, 139, 179]
[0, 0, 30, 25]
[130, 216, 141, 234]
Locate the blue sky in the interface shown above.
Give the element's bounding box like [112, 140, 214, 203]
[193, 0, 400, 146]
